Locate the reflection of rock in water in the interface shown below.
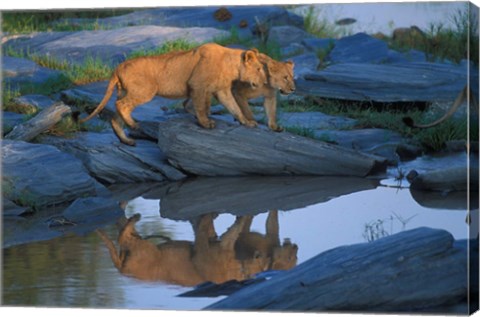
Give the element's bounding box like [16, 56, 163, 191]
[157, 176, 379, 220]
[96, 211, 297, 286]
[410, 189, 477, 210]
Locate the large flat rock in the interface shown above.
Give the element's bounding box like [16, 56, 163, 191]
[40, 132, 186, 184]
[208, 227, 469, 312]
[279, 111, 357, 130]
[296, 62, 467, 102]
[3, 26, 229, 65]
[82, 6, 303, 35]
[148, 117, 387, 177]
[2, 140, 98, 208]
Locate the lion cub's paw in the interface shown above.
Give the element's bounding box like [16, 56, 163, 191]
[121, 138, 137, 146]
[199, 119, 216, 129]
[244, 120, 258, 128]
[269, 124, 284, 132]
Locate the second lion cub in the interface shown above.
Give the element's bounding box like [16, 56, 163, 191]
[184, 51, 295, 131]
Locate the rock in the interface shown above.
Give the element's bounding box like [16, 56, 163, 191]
[267, 26, 311, 47]
[297, 62, 467, 102]
[314, 128, 403, 150]
[395, 143, 423, 161]
[2, 112, 25, 133]
[289, 53, 320, 78]
[279, 112, 357, 130]
[3, 26, 229, 66]
[407, 166, 479, 192]
[280, 43, 306, 58]
[409, 189, 476, 210]
[88, 6, 303, 36]
[2, 140, 98, 208]
[5, 102, 72, 142]
[385, 49, 410, 63]
[3, 199, 30, 217]
[3, 196, 123, 247]
[151, 116, 386, 177]
[327, 32, 389, 64]
[156, 176, 379, 220]
[213, 7, 233, 22]
[60, 197, 124, 235]
[2, 56, 65, 91]
[40, 131, 186, 184]
[403, 49, 428, 62]
[302, 38, 336, 52]
[12, 94, 56, 113]
[208, 227, 469, 312]
[314, 129, 408, 163]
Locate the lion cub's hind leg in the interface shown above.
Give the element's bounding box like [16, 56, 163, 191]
[216, 90, 257, 128]
[111, 113, 137, 146]
[112, 89, 156, 146]
[191, 90, 216, 129]
[116, 92, 155, 130]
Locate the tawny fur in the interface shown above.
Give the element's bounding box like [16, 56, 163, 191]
[96, 212, 297, 285]
[184, 52, 296, 131]
[79, 43, 267, 146]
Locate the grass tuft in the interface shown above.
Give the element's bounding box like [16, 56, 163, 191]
[127, 39, 199, 60]
[2, 10, 134, 34]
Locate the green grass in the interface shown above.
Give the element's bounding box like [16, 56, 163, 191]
[213, 27, 282, 60]
[279, 97, 473, 152]
[387, 8, 478, 64]
[127, 39, 199, 60]
[2, 85, 22, 112]
[284, 125, 316, 139]
[316, 39, 336, 69]
[2, 9, 134, 34]
[303, 6, 348, 39]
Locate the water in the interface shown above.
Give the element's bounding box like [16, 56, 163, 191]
[2, 152, 475, 310]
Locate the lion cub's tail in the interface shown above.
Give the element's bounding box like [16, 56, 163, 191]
[96, 229, 123, 270]
[403, 85, 471, 128]
[78, 73, 119, 123]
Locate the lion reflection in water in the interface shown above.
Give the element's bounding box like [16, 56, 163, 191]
[96, 210, 298, 286]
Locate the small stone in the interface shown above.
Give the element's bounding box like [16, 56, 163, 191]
[213, 7, 233, 22]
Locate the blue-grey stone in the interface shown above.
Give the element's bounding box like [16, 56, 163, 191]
[302, 38, 336, 52]
[327, 32, 389, 64]
[297, 62, 467, 102]
[2, 56, 65, 91]
[2, 140, 98, 208]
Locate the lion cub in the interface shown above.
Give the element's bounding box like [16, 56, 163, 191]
[232, 52, 295, 132]
[78, 43, 267, 146]
[184, 51, 295, 131]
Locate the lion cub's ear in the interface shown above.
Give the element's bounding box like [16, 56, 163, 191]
[250, 48, 260, 55]
[285, 60, 295, 67]
[244, 50, 259, 63]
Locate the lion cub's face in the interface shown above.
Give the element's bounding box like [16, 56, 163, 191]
[267, 60, 296, 95]
[239, 50, 267, 90]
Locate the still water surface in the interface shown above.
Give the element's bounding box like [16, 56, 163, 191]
[2, 154, 474, 310]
